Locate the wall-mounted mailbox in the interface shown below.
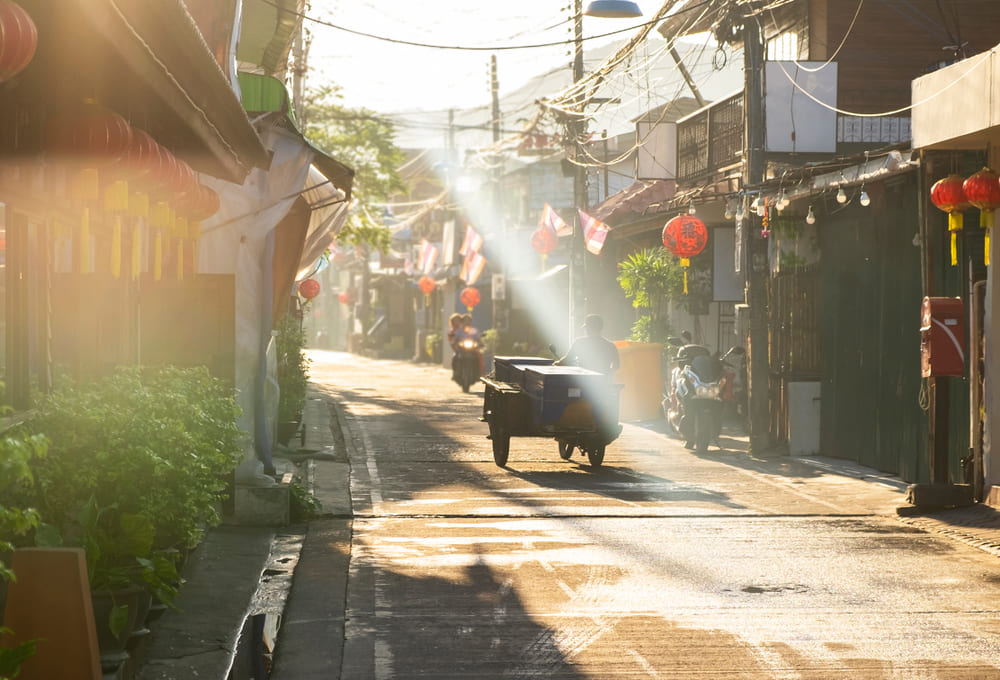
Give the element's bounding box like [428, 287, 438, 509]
[920, 296, 965, 377]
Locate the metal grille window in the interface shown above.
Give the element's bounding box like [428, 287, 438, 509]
[676, 92, 744, 181]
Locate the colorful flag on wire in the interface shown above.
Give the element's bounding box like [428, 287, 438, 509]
[461, 250, 487, 285]
[417, 239, 438, 274]
[541, 203, 571, 237]
[459, 224, 484, 256]
[579, 210, 610, 255]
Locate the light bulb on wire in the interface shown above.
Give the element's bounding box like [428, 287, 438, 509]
[859, 189, 871, 207]
[806, 205, 816, 225]
[836, 187, 848, 204]
[688, 200, 696, 215]
[724, 201, 734, 220]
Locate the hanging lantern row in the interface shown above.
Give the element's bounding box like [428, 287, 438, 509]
[0, 1, 37, 83]
[37, 99, 220, 280]
[661, 214, 708, 294]
[930, 169, 1000, 267]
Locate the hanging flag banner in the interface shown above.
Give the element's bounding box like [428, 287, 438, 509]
[541, 203, 571, 237]
[461, 250, 487, 285]
[417, 239, 438, 274]
[579, 210, 610, 255]
[459, 224, 484, 256]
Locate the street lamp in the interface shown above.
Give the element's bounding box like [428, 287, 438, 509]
[569, 0, 642, 339]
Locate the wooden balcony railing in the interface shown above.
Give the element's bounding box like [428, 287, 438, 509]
[676, 91, 744, 182]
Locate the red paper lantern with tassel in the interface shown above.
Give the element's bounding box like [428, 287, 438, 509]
[963, 168, 1000, 266]
[930, 174, 969, 266]
[460, 286, 481, 312]
[418, 275, 436, 305]
[661, 215, 708, 294]
[0, 1, 38, 82]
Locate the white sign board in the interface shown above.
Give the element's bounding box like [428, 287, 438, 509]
[764, 61, 838, 153]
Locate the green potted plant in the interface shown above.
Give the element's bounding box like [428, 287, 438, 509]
[275, 313, 310, 444]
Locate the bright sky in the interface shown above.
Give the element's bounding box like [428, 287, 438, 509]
[304, 0, 652, 113]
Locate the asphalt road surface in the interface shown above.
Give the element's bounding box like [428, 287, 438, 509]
[308, 350, 1000, 679]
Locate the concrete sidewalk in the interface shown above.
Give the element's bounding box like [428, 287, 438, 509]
[136, 375, 1000, 680]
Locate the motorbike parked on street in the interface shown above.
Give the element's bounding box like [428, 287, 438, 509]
[454, 336, 483, 393]
[662, 339, 738, 452]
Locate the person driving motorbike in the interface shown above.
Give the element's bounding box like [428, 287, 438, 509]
[555, 314, 620, 375]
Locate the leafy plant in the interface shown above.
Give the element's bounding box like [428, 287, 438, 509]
[21, 366, 244, 552]
[276, 313, 310, 424]
[481, 329, 501, 355]
[425, 333, 442, 360]
[617, 247, 681, 343]
[289, 481, 322, 522]
[0, 428, 47, 679]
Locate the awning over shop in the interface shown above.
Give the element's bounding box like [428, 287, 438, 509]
[11, 0, 269, 183]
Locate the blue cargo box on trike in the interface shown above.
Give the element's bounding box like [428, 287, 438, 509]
[480, 356, 622, 467]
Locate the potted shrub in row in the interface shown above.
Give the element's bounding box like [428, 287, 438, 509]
[4, 365, 244, 667]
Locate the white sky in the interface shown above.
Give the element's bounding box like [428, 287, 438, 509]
[304, 0, 652, 113]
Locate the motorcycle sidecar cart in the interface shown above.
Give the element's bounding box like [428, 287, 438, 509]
[479, 357, 622, 467]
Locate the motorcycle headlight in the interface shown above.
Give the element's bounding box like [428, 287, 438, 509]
[695, 383, 722, 399]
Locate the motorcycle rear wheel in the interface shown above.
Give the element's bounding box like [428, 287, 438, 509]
[558, 442, 574, 460]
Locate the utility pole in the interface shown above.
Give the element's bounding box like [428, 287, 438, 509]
[570, 0, 588, 342]
[291, 17, 306, 123]
[743, 4, 772, 453]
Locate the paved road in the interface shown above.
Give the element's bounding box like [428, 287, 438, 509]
[307, 350, 1000, 679]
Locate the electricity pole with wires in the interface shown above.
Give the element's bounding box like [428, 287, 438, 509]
[742, 2, 773, 454]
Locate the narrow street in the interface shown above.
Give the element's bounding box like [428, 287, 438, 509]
[305, 350, 1000, 679]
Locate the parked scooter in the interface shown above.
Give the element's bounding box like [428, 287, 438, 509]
[454, 336, 483, 393]
[662, 338, 737, 452]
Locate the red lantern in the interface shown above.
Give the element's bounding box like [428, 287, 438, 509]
[338, 290, 354, 305]
[963, 168, 1000, 266]
[661, 215, 708, 294]
[460, 286, 481, 312]
[298, 279, 320, 300]
[531, 226, 557, 255]
[930, 174, 969, 266]
[418, 275, 436, 306]
[0, 1, 37, 82]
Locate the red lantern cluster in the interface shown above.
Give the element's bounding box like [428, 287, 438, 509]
[298, 279, 320, 300]
[0, 1, 37, 83]
[39, 99, 224, 280]
[460, 286, 481, 312]
[662, 215, 708, 294]
[931, 170, 1000, 267]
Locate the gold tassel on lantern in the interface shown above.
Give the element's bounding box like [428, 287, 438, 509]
[154, 230, 162, 281]
[948, 212, 963, 266]
[681, 257, 690, 294]
[177, 238, 184, 281]
[110, 216, 122, 279]
[79, 207, 91, 273]
[131, 223, 141, 280]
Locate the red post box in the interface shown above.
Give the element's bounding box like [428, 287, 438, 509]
[920, 296, 965, 377]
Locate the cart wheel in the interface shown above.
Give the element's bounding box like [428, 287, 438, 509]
[491, 426, 510, 467]
[586, 445, 605, 467]
[558, 442, 574, 460]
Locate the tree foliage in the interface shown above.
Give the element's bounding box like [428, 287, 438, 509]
[303, 85, 406, 253]
[616, 247, 685, 342]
